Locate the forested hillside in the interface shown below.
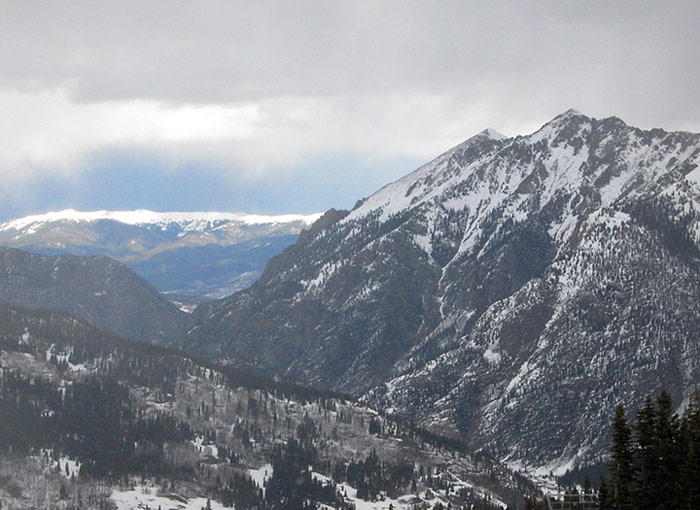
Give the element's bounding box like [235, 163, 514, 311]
[0, 247, 189, 344]
[0, 303, 533, 509]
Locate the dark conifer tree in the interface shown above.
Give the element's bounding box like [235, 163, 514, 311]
[681, 392, 700, 509]
[598, 477, 610, 510]
[583, 476, 592, 495]
[609, 404, 633, 510]
[633, 395, 656, 509]
[654, 390, 680, 510]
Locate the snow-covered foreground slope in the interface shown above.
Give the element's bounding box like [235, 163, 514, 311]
[0, 209, 322, 298]
[311, 471, 508, 510]
[183, 110, 700, 471]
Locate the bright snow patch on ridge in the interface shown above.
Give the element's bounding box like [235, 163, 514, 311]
[481, 128, 508, 140]
[0, 209, 323, 231]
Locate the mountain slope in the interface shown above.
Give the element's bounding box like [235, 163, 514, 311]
[0, 302, 532, 509]
[0, 247, 189, 344]
[182, 110, 700, 470]
[0, 210, 322, 298]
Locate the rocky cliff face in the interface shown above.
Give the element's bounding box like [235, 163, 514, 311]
[182, 110, 700, 471]
[0, 247, 189, 344]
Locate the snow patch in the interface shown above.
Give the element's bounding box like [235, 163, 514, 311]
[248, 463, 272, 488]
[483, 348, 502, 365]
[56, 457, 81, 478]
[686, 166, 700, 186]
[191, 436, 219, 459]
[111, 484, 226, 510]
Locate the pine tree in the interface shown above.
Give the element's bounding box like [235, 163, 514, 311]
[681, 392, 700, 509]
[598, 477, 610, 510]
[609, 404, 633, 510]
[633, 395, 656, 509]
[654, 390, 680, 510]
[583, 476, 592, 495]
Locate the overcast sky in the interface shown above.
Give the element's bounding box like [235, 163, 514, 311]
[0, 1, 698, 220]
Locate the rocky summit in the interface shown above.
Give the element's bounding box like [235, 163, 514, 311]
[182, 110, 700, 472]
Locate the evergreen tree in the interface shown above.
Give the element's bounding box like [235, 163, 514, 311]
[583, 476, 592, 495]
[681, 392, 700, 509]
[598, 477, 609, 510]
[654, 390, 680, 510]
[633, 395, 656, 509]
[609, 404, 633, 510]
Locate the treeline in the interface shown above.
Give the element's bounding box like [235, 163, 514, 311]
[0, 302, 354, 407]
[603, 390, 700, 509]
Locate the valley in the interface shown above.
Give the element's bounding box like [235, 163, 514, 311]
[2, 110, 700, 508]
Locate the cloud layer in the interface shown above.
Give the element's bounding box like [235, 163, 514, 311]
[1, 1, 698, 215]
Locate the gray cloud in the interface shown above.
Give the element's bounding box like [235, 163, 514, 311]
[0, 1, 698, 214]
[2, 1, 698, 121]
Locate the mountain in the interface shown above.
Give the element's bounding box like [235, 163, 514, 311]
[0, 210, 322, 299]
[0, 247, 188, 344]
[181, 110, 700, 472]
[0, 302, 533, 509]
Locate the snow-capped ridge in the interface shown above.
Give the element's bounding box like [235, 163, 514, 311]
[0, 209, 323, 232]
[0, 209, 323, 299]
[343, 124, 514, 224]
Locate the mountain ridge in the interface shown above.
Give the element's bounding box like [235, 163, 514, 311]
[181, 110, 700, 472]
[0, 208, 322, 231]
[0, 246, 189, 344]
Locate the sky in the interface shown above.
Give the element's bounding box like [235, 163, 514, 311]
[0, 1, 698, 220]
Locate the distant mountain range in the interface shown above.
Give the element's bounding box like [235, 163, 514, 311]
[0, 209, 321, 299]
[180, 110, 700, 473]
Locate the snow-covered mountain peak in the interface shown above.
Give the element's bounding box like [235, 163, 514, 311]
[345, 110, 700, 234]
[561, 107, 583, 117]
[478, 128, 509, 141]
[528, 109, 591, 144]
[182, 111, 700, 471]
[345, 125, 516, 224]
